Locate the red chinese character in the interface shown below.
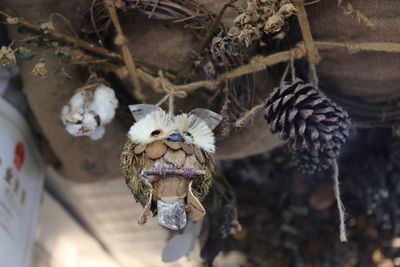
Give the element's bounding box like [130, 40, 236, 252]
[13, 142, 24, 171]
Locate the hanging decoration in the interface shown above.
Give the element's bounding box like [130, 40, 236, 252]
[120, 104, 222, 230]
[264, 79, 351, 174]
[60, 80, 119, 140]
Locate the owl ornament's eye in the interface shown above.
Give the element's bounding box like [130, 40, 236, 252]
[121, 104, 222, 231]
[183, 131, 192, 137]
[150, 129, 163, 137]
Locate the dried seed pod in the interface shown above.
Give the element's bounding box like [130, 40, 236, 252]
[0, 46, 16, 66]
[260, 5, 276, 20]
[264, 79, 351, 174]
[278, 3, 297, 18]
[264, 14, 285, 33]
[239, 24, 261, 47]
[39, 21, 55, 34]
[228, 26, 241, 39]
[14, 47, 35, 61]
[31, 58, 48, 78]
[233, 13, 252, 25]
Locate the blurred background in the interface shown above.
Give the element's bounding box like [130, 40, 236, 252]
[1, 0, 400, 266]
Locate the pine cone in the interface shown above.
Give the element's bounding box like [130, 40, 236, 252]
[264, 79, 351, 174]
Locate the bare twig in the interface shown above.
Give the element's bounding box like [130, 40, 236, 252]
[106, 0, 144, 100]
[175, 0, 237, 81]
[0, 11, 174, 80]
[304, 0, 321, 6]
[0, 12, 123, 61]
[195, 0, 237, 54]
[234, 103, 264, 128]
[130, 40, 400, 93]
[144, 168, 206, 176]
[3, 9, 400, 104]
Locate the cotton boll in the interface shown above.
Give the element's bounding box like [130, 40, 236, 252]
[89, 85, 119, 125]
[60, 84, 118, 140]
[88, 125, 106, 140]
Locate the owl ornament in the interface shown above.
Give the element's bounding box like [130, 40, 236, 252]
[121, 104, 222, 230]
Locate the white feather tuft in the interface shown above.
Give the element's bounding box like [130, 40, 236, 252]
[128, 110, 174, 144]
[174, 113, 215, 153]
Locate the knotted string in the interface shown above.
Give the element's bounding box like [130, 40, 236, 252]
[155, 70, 188, 116]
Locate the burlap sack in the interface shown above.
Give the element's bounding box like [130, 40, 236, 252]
[5, 0, 283, 182]
[305, 0, 400, 103]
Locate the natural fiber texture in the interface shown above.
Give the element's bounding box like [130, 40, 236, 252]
[192, 152, 214, 202]
[106, 0, 144, 100]
[265, 79, 351, 174]
[303, 0, 400, 103]
[292, 0, 319, 87]
[332, 160, 347, 242]
[120, 139, 152, 206]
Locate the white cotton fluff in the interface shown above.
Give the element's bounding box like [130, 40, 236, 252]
[61, 84, 118, 140]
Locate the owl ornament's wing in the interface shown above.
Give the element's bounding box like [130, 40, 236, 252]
[120, 139, 153, 224]
[187, 149, 214, 221]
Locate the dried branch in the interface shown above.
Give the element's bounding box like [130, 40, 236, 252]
[106, 0, 144, 100]
[1, 12, 123, 61]
[175, 0, 236, 81]
[234, 103, 265, 128]
[3, 9, 400, 104]
[195, 0, 237, 54]
[0, 11, 174, 79]
[125, 41, 400, 94]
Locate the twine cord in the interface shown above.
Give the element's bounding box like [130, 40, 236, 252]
[290, 50, 296, 82]
[332, 160, 348, 242]
[293, 0, 320, 87]
[155, 71, 187, 116]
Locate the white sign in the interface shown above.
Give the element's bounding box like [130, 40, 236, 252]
[0, 98, 45, 267]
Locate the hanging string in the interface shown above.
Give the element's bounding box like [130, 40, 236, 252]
[332, 159, 348, 242]
[290, 50, 296, 82]
[280, 51, 297, 85]
[280, 62, 291, 86]
[155, 70, 187, 116]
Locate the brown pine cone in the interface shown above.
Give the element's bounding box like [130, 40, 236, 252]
[264, 79, 351, 174]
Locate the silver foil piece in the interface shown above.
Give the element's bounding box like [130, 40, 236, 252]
[157, 199, 187, 230]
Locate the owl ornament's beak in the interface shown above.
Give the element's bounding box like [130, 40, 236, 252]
[167, 132, 185, 142]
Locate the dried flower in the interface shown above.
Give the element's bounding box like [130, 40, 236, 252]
[233, 13, 252, 26]
[264, 14, 285, 33]
[260, 5, 276, 20]
[0, 46, 16, 66]
[253, 0, 276, 10]
[31, 58, 48, 78]
[39, 22, 55, 34]
[278, 0, 292, 6]
[14, 47, 35, 61]
[278, 3, 297, 18]
[228, 26, 241, 39]
[239, 24, 261, 47]
[211, 37, 226, 57]
[211, 36, 239, 57]
[6, 17, 19, 24]
[54, 47, 71, 58]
